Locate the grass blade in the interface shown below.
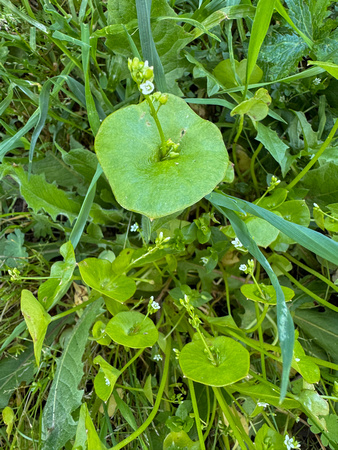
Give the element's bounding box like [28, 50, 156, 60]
[215, 205, 294, 401]
[136, 0, 167, 92]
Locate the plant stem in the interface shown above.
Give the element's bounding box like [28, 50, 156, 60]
[111, 338, 171, 449]
[286, 118, 338, 190]
[144, 94, 167, 154]
[250, 142, 263, 196]
[255, 302, 266, 379]
[196, 326, 216, 365]
[188, 379, 206, 450]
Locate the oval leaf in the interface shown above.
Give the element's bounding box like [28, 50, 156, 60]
[105, 311, 158, 348]
[95, 94, 229, 218]
[179, 336, 250, 386]
[78, 258, 136, 302]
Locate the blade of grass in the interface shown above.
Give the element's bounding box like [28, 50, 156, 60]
[214, 204, 294, 402]
[136, 0, 167, 92]
[245, 0, 275, 95]
[70, 163, 103, 250]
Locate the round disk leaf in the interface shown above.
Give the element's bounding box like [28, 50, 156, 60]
[240, 284, 294, 305]
[105, 311, 158, 348]
[179, 336, 250, 387]
[95, 94, 229, 218]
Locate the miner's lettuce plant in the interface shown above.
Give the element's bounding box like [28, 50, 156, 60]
[1, 0, 338, 449]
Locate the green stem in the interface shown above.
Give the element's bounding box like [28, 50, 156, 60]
[232, 115, 245, 180]
[244, 303, 269, 333]
[188, 379, 206, 450]
[255, 302, 266, 379]
[144, 94, 166, 154]
[119, 349, 144, 375]
[111, 338, 171, 450]
[250, 143, 263, 196]
[196, 327, 216, 365]
[203, 392, 216, 441]
[50, 297, 97, 321]
[283, 253, 338, 292]
[286, 118, 338, 191]
[213, 388, 255, 450]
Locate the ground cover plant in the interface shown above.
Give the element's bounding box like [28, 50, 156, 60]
[1, 0, 338, 448]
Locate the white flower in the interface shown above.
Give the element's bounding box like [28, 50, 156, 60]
[257, 402, 268, 408]
[104, 377, 110, 386]
[313, 77, 321, 85]
[153, 354, 162, 361]
[130, 222, 139, 232]
[201, 256, 208, 265]
[151, 300, 160, 310]
[231, 237, 243, 248]
[313, 203, 319, 209]
[139, 80, 154, 95]
[239, 264, 247, 272]
[295, 357, 300, 362]
[284, 435, 301, 450]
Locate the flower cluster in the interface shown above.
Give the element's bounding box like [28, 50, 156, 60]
[128, 57, 154, 95]
[147, 296, 161, 314]
[284, 435, 301, 450]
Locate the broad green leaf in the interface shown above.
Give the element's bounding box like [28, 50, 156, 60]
[245, 217, 279, 248]
[95, 94, 228, 218]
[0, 229, 28, 268]
[78, 258, 136, 302]
[246, 0, 275, 84]
[294, 309, 338, 364]
[308, 61, 338, 80]
[179, 336, 250, 387]
[92, 320, 111, 346]
[301, 162, 338, 207]
[255, 424, 285, 449]
[213, 59, 263, 89]
[313, 29, 338, 65]
[9, 166, 80, 223]
[42, 300, 103, 450]
[255, 122, 294, 176]
[285, 0, 313, 40]
[106, 311, 158, 348]
[298, 388, 329, 417]
[240, 284, 294, 305]
[21, 290, 51, 366]
[258, 32, 308, 81]
[93, 355, 120, 402]
[256, 188, 288, 210]
[73, 403, 107, 450]
[163, 431, 200, 450]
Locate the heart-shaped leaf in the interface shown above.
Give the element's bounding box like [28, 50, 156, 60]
[105, 311, 158, 348]
[95, 94, 229, 218]
[179, 336, 250, 386]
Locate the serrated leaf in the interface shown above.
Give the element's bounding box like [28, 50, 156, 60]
[21, 290, 51, 366]
[0, 229, 28, 268]
[9, 166, 80, 223]
[258, 32, 308, 81]
[285, 0, 313, 39]
[41, 300, 103, 450]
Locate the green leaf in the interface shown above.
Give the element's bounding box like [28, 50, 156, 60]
[293, 340, 320, 384]
[21, 290, 51, 366]
[240, 284, 294, 305]
[163, 431, 200, 450]
[298, 388, 329, 417]
[9, 166, 80, 223]
[213, 59, 263, 89]
[0, 229, 28, 268]
[246, 0, 275, 84]
[93, 355, 120, 402]
[255, 122, 294, 176]
[255, 424, 285, 449]
[78, 258, 136, 302]
[285, 0, 313, 39]
[294, 309, 338, 364]
[105, 311, 158, 348]
[301, 162, 338, 207]
[38, 241, 76, 309]
[41, 300, 103, 450]
[2, 406, 15, 438]
[245, 216, 279, 248]
[308, 61, 338, 80]
[73, 403, 108, 450]
[231, 88, 271, 122]
[95, 94, 228, 218]
[258, 32, 308, 81]
[179, 336, 250, 387]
